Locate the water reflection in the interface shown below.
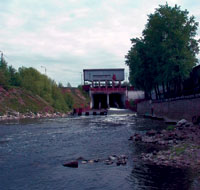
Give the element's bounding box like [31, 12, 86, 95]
[129, 163, 192, 190]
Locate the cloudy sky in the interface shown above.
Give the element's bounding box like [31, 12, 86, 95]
[0, 0, 199, 86]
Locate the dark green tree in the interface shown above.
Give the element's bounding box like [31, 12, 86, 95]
[0, 59, 75, 112]
[0, 56, 10, 87]
[64, 93, 74, 109]
[8, 66, 21, 86]
[126, 3, 199, 99]
[51, 83, 69, 112]
[126, 38, 155, 98]
[18, 67, 71, 112]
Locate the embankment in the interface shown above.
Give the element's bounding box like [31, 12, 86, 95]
[0, 86, 54, 115]
[61, 87, 90, 109]
[0, 86, 89, 118]
[137, 96, 200, 122]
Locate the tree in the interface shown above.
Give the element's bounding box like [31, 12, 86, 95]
[18, 67, 43, 94]
[67, 82, 72, 87]
[126, 38, 156, 98]
[51, 84, 69, 112]
[8, 66, 21, 86]
[0, 56, 10, 87]
[0, 70, 8, 87]
[64, 93, 74, 109]
[58, 82, 64, 88]
[126, 3, 199, 99]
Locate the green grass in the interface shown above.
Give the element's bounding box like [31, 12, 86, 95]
[173, 144, 188, 155]
[166, 125, 176, 131]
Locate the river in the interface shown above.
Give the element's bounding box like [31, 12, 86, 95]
[0, 113, 195, 190]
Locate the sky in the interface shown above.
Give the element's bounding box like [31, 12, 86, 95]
[0, 0, 199, 86]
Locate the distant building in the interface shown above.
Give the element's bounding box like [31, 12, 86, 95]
[83, 68, 126, 109]
[83, 68, 124, 85]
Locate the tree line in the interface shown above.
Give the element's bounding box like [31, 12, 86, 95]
[0, 57, 73, 112]
[125, 3, 199, 99]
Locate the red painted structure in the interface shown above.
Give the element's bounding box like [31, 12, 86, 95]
[83, 68, 127, 109]
[90, 86, 126, 93]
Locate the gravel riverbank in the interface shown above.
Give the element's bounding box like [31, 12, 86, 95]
[0, 111, 70, 121]
[129, 119, 200, 170]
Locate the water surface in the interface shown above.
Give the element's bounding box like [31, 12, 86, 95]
[0, 114, 194, 190]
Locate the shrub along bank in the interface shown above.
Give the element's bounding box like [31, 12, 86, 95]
[0, 57, 89, 117]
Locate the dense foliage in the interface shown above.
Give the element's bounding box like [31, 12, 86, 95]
[0, 57, 73, 112]
[125, 4, 199, 99]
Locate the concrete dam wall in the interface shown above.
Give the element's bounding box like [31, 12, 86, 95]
[137, 96, 200, 122]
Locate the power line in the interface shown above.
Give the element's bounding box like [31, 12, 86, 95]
[62, 68, 82, 73]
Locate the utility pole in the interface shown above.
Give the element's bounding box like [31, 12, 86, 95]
[62, 68, 83, 86]
[125, 72, 128, 82]
[80, 72, 83, 85]
[0, 51, 3, 65]
[41, 66, 47, 75]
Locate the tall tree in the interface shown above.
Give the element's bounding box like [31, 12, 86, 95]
[0, 56, 10, 87]
[8, 66, 21, 86]
[126, 3, 199, 99]
[126, 38, 155, 98]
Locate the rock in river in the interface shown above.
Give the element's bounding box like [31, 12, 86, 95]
[63, 161, 78, 168]
[146, 129, 156, 136]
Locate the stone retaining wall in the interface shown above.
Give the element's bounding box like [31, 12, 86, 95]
[137, 97, 200, 122]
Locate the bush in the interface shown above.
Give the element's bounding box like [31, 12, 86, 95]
[166, 125, 175, 131]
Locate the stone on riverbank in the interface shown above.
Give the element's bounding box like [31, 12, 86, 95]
[130, 119, 200, 170]
[0, 112, 70, 122]
[176, 119, 187, 126]
[141, 143, 200, 169]
[176, 119, 193, 129]
[146, 129, 157, 136]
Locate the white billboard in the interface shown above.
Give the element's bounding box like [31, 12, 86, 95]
[83, 69, 124, 81]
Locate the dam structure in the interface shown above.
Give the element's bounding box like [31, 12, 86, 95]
[83, 68, 126, 109]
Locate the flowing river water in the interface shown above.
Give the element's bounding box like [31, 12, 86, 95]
[0, 112, 196, 190]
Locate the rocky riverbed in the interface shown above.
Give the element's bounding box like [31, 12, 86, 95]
[63, 154, 129, 168]
[0, 111, 70, 121]
[129, 119, 200, 170]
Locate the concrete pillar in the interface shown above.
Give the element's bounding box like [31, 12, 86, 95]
[90, 92, 94, 108]
[121, 93, 125, 108]
[107, 93, 110, 108]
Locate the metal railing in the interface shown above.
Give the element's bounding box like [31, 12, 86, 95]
[90, 87, 126, 92]
[152, 93, 200, 103]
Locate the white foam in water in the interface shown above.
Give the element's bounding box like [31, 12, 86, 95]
[107, 108, 136, 116]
